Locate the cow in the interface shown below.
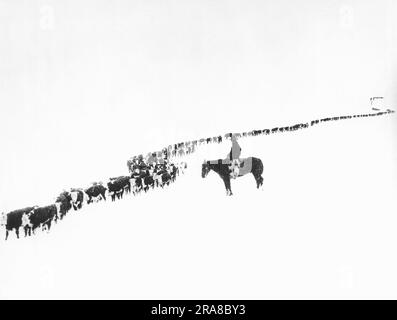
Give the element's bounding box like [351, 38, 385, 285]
[28, 204, 60, 235]
[131, 169, 149, 194]
[129, 177, 138, 194]
[153, 166, 168, 187]
[55, 191, 72, 220]
[107, 176, 131, 201]
[143, 172, 155, 192]
[85, 183, 107, 204]
[70, 188, 87, 210]
[178, 148, 185, 157]
[134, 176, 143, 193]
[170, 164, 178, 182]
[152, 169, 162, 188]
[160, 172, 172, 187]
[252, 130, 261, 136]
[2, 206, 37, 240]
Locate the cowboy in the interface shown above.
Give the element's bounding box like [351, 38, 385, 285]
[226, 134, 241, 179]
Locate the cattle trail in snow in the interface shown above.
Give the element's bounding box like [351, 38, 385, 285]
[0, 108, 394, 241]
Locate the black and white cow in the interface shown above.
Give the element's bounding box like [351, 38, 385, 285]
[2, 206, 37, 240]
[153, 167, 167, 188]
[170, 164, 178, 182]
[107, 176, 131, 201]
[55, 191, 73, 220]
[28, 204, 60, 235]
[160, 172, 172, 187]
[131, 173, 144, 194]
[131, 167, 150, 193]
[142, 172, 155, 192]
[152, 168, 162, 188]
[70, 188, 87, 210]
[85, 183, 107, 204]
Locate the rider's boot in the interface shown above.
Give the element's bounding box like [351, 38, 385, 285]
[231, 159, 240, 179]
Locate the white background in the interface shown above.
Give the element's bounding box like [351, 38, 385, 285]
[0, 0, 396, 299]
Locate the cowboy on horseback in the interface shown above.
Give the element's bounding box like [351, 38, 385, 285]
[226, 134, 241, 179]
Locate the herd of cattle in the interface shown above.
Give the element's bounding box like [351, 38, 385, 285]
[127, 109, 395, 166]
[1, 108, 394, 241]
[0, 160, 187, 240]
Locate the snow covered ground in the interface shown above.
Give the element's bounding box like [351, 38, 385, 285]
[0, 112, 395, 299]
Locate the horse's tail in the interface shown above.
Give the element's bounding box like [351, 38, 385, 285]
[252, 157, 264, 175]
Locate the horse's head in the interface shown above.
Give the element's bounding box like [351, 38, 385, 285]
[202, 161, 210, 178]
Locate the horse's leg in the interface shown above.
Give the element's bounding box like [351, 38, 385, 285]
[223, 177, 232, 196]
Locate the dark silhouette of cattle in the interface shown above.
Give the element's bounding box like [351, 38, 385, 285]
[85, 183, 107, 204]
[28, 204, 59, 235]
[131, 171, 145, 194]
[2, 206, 37, 240]
[70, 188, 85, 210]
[143, 172, 155, 192]
[170, 164, 178, 182]
[133, 176, 143, 193]
[107, 176, 131, 201]
[56, 191, 72, 219]
[160, 172, 172, 187]
[131, 168, 150, 193]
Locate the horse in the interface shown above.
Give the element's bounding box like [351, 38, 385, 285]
[201, 157, 264, 196]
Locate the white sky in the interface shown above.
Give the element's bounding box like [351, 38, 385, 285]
[0, 0, 396, 210]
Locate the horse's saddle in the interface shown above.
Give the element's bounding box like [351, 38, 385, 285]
[230, 158, 253, 177]
[226, 159, 245, 167]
